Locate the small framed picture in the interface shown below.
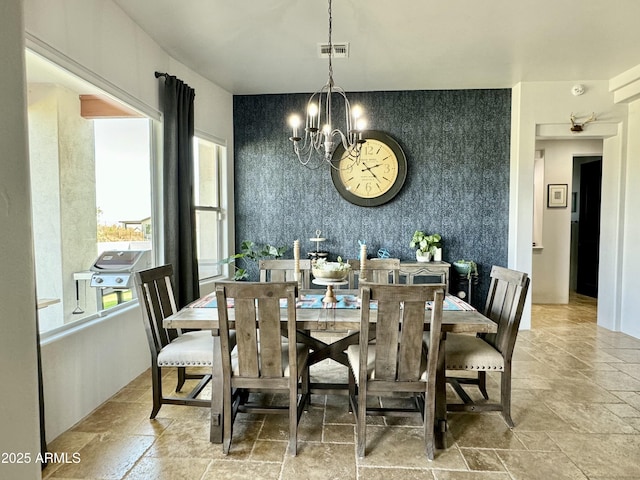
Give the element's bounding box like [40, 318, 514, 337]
[547, 184, 568, 208]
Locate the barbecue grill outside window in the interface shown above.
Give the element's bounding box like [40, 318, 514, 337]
[89, 250, 151, 309]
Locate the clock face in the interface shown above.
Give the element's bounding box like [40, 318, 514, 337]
[331, 131, 407, 207]
[337, 139, 399, 198]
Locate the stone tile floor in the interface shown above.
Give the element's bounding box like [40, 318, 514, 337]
[43, 294, 640, 479]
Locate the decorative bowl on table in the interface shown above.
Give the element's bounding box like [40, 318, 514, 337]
[312, 258, 351, 282]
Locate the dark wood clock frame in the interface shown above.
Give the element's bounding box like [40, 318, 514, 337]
[330, 130, 407, 207]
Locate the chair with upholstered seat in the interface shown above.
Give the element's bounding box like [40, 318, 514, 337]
[347, 283, 445, 459]
[215, 281, 310, 456]
[433, 265, 529, 427]
[135, 265, 233, 420]
[346, 258, 400, 288]
[259, 258, 311, 289]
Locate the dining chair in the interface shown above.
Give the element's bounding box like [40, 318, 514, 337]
[432, 265, 530, 427]
[135, 265, 232, 418]
[259, 258, 312, 289]
[346, 258, 400, 288]
[215, 281, 310, 456]
[399, 262, 450, 288]
[347, 283, 445, 460]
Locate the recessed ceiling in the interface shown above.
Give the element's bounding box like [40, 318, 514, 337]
[113, 0, 640, 95]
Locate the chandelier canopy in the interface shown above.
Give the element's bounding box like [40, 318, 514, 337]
[287, 0, 367, 169]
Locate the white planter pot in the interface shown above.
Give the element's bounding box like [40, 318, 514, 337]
[416, 250, 431, 262]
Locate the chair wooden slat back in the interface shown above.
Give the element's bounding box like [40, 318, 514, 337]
[259, 259, 311, 289]
[135, 264, 179, 353]
[360, 283, 445, 386]
[481, 265, 530, 357]
[347, 258, 400, 287]
[216, 281, 298, 382]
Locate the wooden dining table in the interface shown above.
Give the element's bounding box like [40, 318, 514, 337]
[164, 289, 497, 450]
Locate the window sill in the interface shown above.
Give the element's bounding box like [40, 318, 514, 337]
[39, 300, 139, 345]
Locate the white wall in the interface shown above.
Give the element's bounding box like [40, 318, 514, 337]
[0, 1, 42, 478]
[21, 0, 235, 443]
[532, 139, 603, 304]
[620, 99, 640, 338]
[23, 0, 234, 141]
[40, 305, 149, 441]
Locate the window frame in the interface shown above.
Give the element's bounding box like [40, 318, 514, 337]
[193, 134, 226, 280]
[26, 45, 160, 339]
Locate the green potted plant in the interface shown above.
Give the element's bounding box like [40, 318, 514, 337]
[219, 240, 287, 280]
[453, 259, 478, 279]
[410, 231, 442, 262]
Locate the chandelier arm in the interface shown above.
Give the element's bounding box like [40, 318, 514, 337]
[293, 141, 325, 169]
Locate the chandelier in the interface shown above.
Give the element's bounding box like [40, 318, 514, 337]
[287, 0, 367, 169]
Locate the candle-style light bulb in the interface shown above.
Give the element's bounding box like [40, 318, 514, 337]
[308, 103, 319, 130]
[289, 114, 302, 139]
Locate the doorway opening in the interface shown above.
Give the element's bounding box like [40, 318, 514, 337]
[570, 156, 602, 298]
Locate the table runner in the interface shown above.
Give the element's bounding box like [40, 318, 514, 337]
[189, 292, 475, 311]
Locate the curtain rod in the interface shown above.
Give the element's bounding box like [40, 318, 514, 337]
[154, 71, 193, 90]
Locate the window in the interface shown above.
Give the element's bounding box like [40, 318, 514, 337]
[94, 118, 152, 310]
[194, 136, 224, 280]
[26, 50, 154, 333]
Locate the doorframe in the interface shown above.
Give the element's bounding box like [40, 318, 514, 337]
[512, 120, 624, 333]
[540, 131, 623, 333]
[531, 140, 603, 305]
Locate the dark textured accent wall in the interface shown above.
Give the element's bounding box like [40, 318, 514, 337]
[233, 89, 511, 308]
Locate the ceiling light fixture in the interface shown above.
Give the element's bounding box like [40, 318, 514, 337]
[287, 0, 367, 169]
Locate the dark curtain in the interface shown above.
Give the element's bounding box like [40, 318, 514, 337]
[158, 73, 200, 308]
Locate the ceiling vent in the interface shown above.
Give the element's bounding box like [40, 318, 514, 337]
[318, 42, 349, 58]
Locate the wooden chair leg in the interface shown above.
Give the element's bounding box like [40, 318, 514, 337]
[501, 366, 514, 427]
[348, 368, 356, 413]
[150, 366, 162, 419]
[302, 364, 310, 411]
[289, 376, 298, 456]
[222, 379, 232, 455]
[478, 371, 488, 399]
[423, 387, 436, 461]
[176, 367, 186, 392]
[356, 385, 367, 458]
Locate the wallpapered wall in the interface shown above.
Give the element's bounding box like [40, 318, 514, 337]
[232, 89, 511, 307]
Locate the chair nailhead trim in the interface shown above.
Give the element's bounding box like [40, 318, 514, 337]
[446, 364, 504, 371]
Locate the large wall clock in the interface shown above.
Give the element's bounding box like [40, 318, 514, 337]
[331, 130, 407, 207]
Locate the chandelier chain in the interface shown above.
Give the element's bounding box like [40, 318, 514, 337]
[328, 0, 333, 84]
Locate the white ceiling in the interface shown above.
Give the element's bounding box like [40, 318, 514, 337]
[112, 0, 640, 95]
